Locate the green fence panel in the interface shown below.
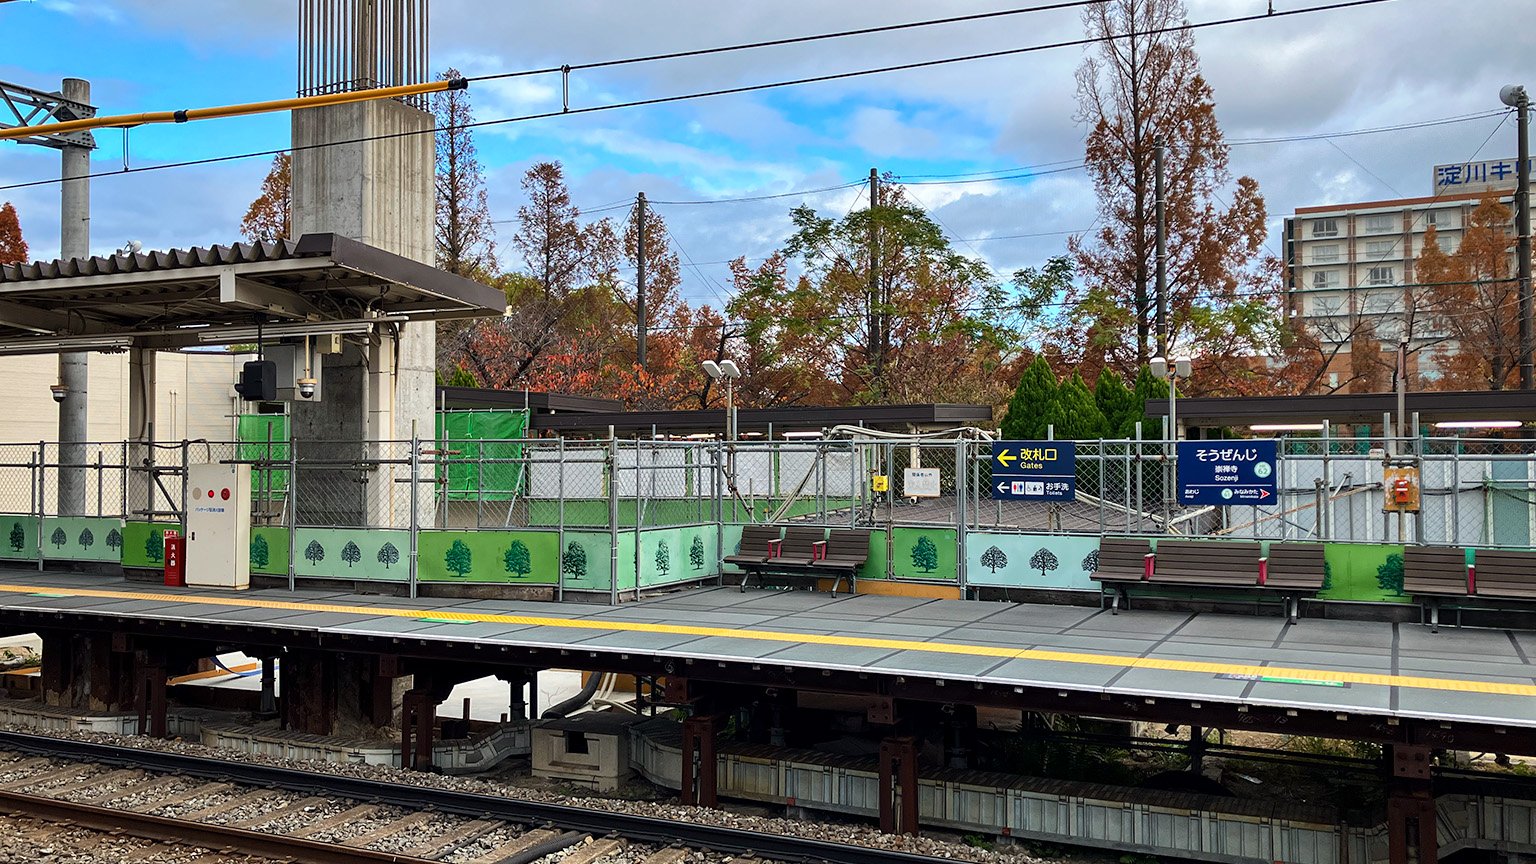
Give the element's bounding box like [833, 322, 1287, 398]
[436, 411, 529, 501]
[237, 415, 290, 495]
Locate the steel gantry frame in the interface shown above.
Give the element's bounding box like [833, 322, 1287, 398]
[0, 80, 97, 149]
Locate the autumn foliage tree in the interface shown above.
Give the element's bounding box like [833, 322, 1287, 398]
[741, 179, 1012, 405]
[1418, 194, 1519, 389]
[0, 202, 26, 264]
[433, 67, 496, 279]
[1067, 0, 1268, 380]
[239, 153, 292, 242]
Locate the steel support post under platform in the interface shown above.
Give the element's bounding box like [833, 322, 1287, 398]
[681, 714, 722, 807]
[878, 735, 919, 836]
[400, 688, 436, 771]
[134, 653, 167, 739]
[1388, 745, 1438, 864]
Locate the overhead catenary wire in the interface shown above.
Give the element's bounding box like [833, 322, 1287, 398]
[0, 0, 1397, 193]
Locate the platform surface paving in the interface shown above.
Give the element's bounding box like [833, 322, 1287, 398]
[0, 570, 1533, 728]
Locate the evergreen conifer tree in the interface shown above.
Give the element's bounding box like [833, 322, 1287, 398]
[1000, 356, 1058, 440]
[1094, 367, 1137, 438]
[1051, 373, 1106, 439]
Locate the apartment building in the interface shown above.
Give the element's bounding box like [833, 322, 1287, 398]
[1282, 157, 1532, 389]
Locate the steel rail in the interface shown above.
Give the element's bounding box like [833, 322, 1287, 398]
[0, 730, 954, 864]
[0, 785, 435, 864]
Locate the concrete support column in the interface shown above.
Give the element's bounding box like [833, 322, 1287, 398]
[38, 630, 73, 708]
[1387, 745, 1438, 864]
[58, 77, 91, 517]
[680, 713, 722, 807]
[878, 735, 919, 836]
[257, 655, 277, 717]
[279, 649, 335, 736]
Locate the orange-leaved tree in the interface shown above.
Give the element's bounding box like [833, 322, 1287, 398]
[239, 153, 291, 242]
[0, 202, 26, 264]
[1417, 194, 1519, 390]
[1068, 0, 1268, 377]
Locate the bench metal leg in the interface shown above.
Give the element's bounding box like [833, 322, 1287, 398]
[1110, 589, 1124, 615]
[1430, 600, 1440, 634]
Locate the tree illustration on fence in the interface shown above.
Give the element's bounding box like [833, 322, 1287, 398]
[341, 541, 361, 568]
[8, 523, 23, 552]
[911, 536, 939, 573]
[655, 539, 670, 576]
[689, 536, 705, 571]
[1081, 549, 1100, 572]
[50, 528, 66, 549]
[1377, 552, 1405, 596]
[562, 542, 587, 581]
[304, 540, 324, 565]
[78, 528, 94, 549]
[980, 545, 1008, 573]
[250, 535, 269, 569]
[1029, 548, 1059, 578]
[378, 542, 399, 569]
[146, 529, 164, 563]
[105, 528, 122, 554]
[445, 539, 473, 577]
[503, 539, 531, 577]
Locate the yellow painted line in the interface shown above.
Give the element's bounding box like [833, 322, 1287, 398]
[0, 582, 1530, 699]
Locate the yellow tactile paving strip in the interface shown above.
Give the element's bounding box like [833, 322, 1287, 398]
[0, 582, 1531, 700]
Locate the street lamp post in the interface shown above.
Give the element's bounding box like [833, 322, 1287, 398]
[1502, 84, 1532, 388]
[702, 359, 741, 484]
[1150, 356, 1191, 524]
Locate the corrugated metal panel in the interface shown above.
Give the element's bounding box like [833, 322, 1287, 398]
[0, 240, 302, 283]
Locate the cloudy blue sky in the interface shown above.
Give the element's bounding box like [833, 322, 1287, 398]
[2, 0, 1533, 309]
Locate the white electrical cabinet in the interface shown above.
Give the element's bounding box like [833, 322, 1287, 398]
[186, 463, 252, 590]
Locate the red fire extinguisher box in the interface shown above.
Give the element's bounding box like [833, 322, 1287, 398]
[163, 530, 185, 587]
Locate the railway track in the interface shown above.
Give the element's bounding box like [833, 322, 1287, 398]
[0, 729, 952, 864]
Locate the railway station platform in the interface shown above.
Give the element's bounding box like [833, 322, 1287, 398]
[0, 568, 1531, 755]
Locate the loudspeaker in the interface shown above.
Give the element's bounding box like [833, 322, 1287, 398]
[235, 360, 277, 402]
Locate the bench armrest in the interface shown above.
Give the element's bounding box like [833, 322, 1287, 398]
[1257, 557, 1268, 586]
[1143, 553, 1155, 581]
[1468, 564, 1477, 595]
[768, 539, 782, 557]
[812, 541, 827, 561]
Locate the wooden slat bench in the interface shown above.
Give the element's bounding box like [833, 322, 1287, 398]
[1466, 550, 1536, 602]
[1403, 547, 1472, 631]
[725, 525, 780, 579]
[1093, 538, 1316, 622]
[1259, 543, 1327, 624]
[1089, 538, 1154, 613]
[810, 528, 871, 596]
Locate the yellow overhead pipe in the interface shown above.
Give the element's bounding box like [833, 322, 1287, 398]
[0, 78, 467, 142]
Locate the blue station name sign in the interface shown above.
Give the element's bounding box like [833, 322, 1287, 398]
[1175, 440, 1278, 506]
[991, 441, 1076, 501]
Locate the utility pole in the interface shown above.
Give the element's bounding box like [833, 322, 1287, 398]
[636, 191, 647, 369]
[1154, 138, 1168, 358]
[58, 77, 91, 516]
[1502, 85, 1533, 388]
[868, 167, 881, 393]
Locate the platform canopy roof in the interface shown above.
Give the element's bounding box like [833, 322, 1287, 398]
[0, 233, 506, 353]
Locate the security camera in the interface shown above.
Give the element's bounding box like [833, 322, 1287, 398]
[297, 377, 317, 399]
[49, 384, 67, 403]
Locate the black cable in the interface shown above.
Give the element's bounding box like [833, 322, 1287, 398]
[0, 0, 1397, 194]
[471, 0, 1104, 82]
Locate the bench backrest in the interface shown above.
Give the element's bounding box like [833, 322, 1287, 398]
[1402, 546, 1469, 596]
[778, 526, 826, 557]
[1264, 543, 1326, 590]
[1095, 538, 1152, 577]
[1152, 540, 1262, 585]
[737, 525, 782, 556]
[1471, 549, 1536, 598]
[823, 529, 872, 563]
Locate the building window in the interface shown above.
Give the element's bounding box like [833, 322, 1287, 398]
[1364, 240, 1396, 260]
[1363, 214, 1395, 233]
[1328, 372, 1340, 388]
[1312, 243, 1341, 264]
[1366, 266, 1395, 286]
[1315, 296, 1343, 316]
[1424, 210, 1442, 227]
[1312, 270, 1341, 289]
[1312, 218, 1339, 238]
